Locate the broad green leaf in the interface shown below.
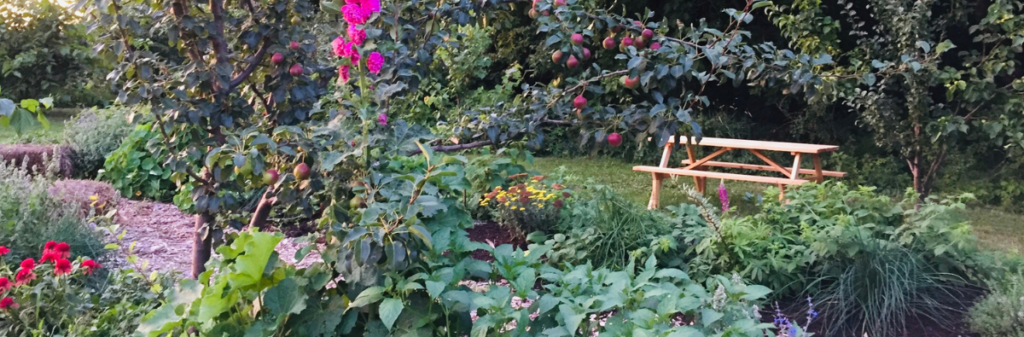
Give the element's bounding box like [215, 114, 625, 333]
[19, 99, 38, 113]
[701, 308, 724, 327]
[379, 298, 404, 331]
[667, 326, 706, 337]
[740, 285, 772, 300]
[559, 304, 585, 334]
[263, 278, 308, 318]
[228, 232, 283, 288]
[425, 280, 446, 299]
[136, 304, 182, 337]
[38, 97, 53, 109]
[348, 286, 385, 309]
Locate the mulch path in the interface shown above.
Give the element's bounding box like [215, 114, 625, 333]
[465, 221, 527, 261]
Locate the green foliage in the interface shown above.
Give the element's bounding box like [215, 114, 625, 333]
[545, 184, 672, 268]
[969, 273, 1024, 337]
[680, 182, 988, 296]
[63, 106, 134, 178]
[0, 0, 110, 106]
[0, 159, 105, 263]
[99, 123, 177, 202]
[0, 87, 54, 137]
[809, 245, 971, 337]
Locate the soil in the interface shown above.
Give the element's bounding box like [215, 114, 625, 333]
[465, 221, 528, 261]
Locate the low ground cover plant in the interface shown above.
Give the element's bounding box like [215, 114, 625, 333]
[63, 106, 134, 178]
[970, 272, 1024, 337]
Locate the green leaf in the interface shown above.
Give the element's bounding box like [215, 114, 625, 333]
[348, 286, 385, 309]
[701, 308, 724, 327]
[136, 304, 182, 337]
[425, 280, 446, 299]
[228, 232, 283, 288]
[751, 1, 773, 10]
[559, 304, 585, 334]
[319, 151, 344, 171]
[740, 285, 772, 300]
[863, 73, 876, 86]
[916, 41, 931, 53]
[263, 278, 308, 318]
[379, 298, 404, 331]
[19, 99, 38, 113]
[667, 326, 706, 337]
[38, 97, 53, 109]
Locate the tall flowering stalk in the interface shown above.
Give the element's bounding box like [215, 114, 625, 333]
[718, 179, 729, 213]
[333, 0, 385, 167]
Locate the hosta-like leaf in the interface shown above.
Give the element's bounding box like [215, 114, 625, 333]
[379, 298, 404, 331]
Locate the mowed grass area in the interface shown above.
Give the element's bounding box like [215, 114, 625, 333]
[0, 115, 70, 144]
[528, 156, 1024, 254]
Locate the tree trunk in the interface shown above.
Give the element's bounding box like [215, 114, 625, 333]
[191, 212, 214, 278]
[248, 190, 275, 231]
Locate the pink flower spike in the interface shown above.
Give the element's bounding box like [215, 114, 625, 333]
[338, 65, 351, 83]
[332, 36, 348, 58]
[349, 50, 360, 65]
[347, 25, 367, 46]
[377, 113, 387, 126]
[367, 52, 383, 75]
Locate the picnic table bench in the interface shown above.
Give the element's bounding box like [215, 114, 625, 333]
[634, 136, 845, 209]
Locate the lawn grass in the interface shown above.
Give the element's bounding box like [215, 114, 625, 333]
[0, 115, 70, 144]
[528, 155, 1024, 254]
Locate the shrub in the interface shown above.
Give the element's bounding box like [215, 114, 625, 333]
[0, 159, 105, 262]
[63, 106, 134, 178]
[544, 184, 673, 268]
[98, 123, 177, 202]
[479, 175, 569, 237]
[809, 245, 971, 337]
[969, 273, 1024, 337]
[0, 242, 164, 336]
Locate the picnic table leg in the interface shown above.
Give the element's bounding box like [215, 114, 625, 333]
[648, 143, 675, 209]
[812, 154, 824, 183]
[685, 143, 706, 193]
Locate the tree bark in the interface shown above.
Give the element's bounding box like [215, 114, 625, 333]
[247, 189, 275, 231]
[191, 212, 214, 278]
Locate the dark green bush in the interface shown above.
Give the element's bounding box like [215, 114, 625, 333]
[98, 123, 178, 202]
[969, 273, 1024, 337]
[63, 106, 134, 178]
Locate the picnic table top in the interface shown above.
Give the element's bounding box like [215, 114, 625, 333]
[671, 136, 839, 154]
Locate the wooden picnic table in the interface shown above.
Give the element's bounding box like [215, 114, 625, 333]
[634, 136, 845, 209]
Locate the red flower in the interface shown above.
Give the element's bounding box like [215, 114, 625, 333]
[0, 246, 9, 256]
[19, 258, 34, 270]
[43, 241, 57, 252]
[81, 260, 100, 275]
[54, 259, 72, 276]
[0, 277, 10, 293]
[40, 251, 59, 263]
[0, 297, 16, 310]
[14, 269, 35, 286]
[562, 192, 571, 198]
[554, 200, 564, 208]
[54, 242, 70, 258]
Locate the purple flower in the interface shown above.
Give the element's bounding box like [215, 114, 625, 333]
[341, 4, 369, 25]
[377, 113, 387, 125]
[367, 51, 384, 75]
[718, 180, 729, 213]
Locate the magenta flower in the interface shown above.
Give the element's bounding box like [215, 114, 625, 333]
[347, 25, 366, 46]
[345, 0, 361, 4]
[331, 36, 348, 58]
[363, 0, 381, 13]
[341, 4, 369, 25]
[349, 50, 360, 64]
[367, 51, 383, 75]
[338, 65, 350, 83]
[377, 113, 387, 125]
[718, 180, 729, 213]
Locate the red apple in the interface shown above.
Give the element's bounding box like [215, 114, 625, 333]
[611, 25, 623, 33]
[289, 41, 300, 50]
[634, 20, 643, 27]
[650, 42, 661, 50]
[293, 163, 311, 180]
[602, 37, 616, 50]
[573, 95, 587, 110]
[571, 33, 584, 45]
[289, 64, 303, 76]
[552, 50, 563, 63]
[633, 36, 646, 49]
[566, 55, 579, 69]
[641, 29, 654, 40]
[624, 75, 639, 89]
[271, 53, 284, 64]
[619, 36, 633, 52]
[582, 48, 591, 60]
[555, 0, 566, 6]
[542, 10, 550, 16]
[529, 8, 538, 18]
[262, 169, 279, 185]
[607, 132, 622, 147]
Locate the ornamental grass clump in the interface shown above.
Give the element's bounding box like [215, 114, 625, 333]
[480, 175, 569, 237]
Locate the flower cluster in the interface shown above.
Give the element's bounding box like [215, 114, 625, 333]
[480, 176, 570, 236]
[771, 297, 817, 337]
[718, 179, 729, 213]
[0, 242, 101, 312]
[333, 0, 384, 81]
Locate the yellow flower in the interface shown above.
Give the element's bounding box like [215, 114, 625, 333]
[524, 250, 530, 257]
